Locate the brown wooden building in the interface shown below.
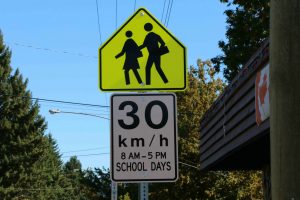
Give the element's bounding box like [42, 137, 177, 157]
[200, 40, 270, 170]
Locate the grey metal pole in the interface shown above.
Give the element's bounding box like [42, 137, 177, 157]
[111, 181, 118, 200]
[139, 182, 149, 200]
[270, 0, 300, 199]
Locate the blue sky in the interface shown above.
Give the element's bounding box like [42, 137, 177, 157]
[1, 0, 227, 169]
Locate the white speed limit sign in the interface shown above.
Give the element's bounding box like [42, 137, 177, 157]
[110, 93, 178, 182]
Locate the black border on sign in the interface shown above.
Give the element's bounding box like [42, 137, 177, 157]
[110, 93, 178, 182]
[99, 8, 187, 91]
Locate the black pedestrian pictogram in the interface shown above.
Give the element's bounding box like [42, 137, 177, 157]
[139, 23, 169, 85]
[115, 30, 143, 85]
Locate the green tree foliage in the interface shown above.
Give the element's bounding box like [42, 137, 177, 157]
[79, 167, 138, 200]
[119, 192, 131, 200]
[213, 171, 263, 199]
[118, 183, 138, 200]
[64, 156, 82, 172]
[212, 0, 269, 82]
[0, 30, 45, 199]
[62, 156, 85, 199]
[62, 157, 120, 200]
[149, 60, 263, 199]
[27, 135, 74, 199]
[80, 167, 112, 200]
[62, 159, 124, 200]
[0, 31, 76, 199]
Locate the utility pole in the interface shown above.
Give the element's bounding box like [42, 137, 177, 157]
[270, 0, 300, 199]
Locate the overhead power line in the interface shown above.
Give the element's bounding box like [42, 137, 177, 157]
[179, 158, 200, 169]
[95, 0, 103, 44]
[40, 103, 110, 113]
[164, 0, 171, 26]
[166, 0, 174, 27]
[62, 146, 109, 154]
[134, 0, 137, 12]
[11, 42, 97, 59]
[163, 0, 173, 27]
[161, 0, 167, 23]
[179, 161, 200, 170]
[1, 94, 109, 108]
[33, 97, 109, 108]
[49, 110, 110, 120]
[0, 187, 76, 192]
[61, 152, 110, 158]
[1, 94, 203, 116]
[115, 0, 118, 30]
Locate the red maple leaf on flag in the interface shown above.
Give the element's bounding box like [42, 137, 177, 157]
[259, 74, 268, 104]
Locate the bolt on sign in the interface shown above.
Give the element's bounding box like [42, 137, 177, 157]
[99, 8, 187, 91]
[110, 93, 178, 182]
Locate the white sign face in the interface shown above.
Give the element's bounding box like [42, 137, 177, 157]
[110, 93, 178, 182]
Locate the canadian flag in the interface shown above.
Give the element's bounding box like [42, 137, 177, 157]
[255, 63, 270, 125]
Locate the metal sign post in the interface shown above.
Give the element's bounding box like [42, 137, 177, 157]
[139, 182, 149, 200]
[111, 181, 118, 200]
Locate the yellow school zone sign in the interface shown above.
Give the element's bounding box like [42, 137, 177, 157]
[99, 8, 187, 91]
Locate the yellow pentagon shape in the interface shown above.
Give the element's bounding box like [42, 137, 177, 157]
[99, 8, 187, 91]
